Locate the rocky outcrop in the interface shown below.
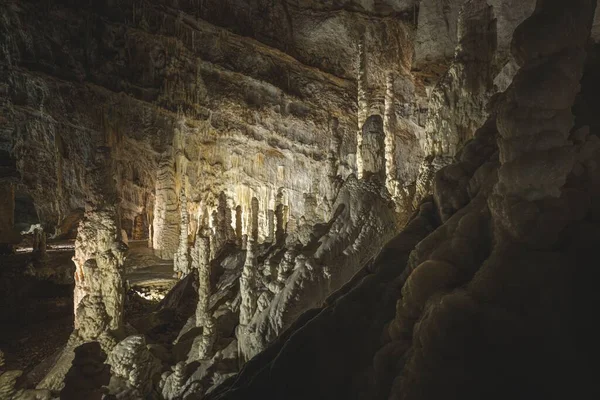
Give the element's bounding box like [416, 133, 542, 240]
[237, 172, 400, 361]
[385, 3, 598, 398]
[198, 3, 600, 400]
[106, 335, 161, 397]
[204, 199, 438, 400]
[413, 0, 534, 207]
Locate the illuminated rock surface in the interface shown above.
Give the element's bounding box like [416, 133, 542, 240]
[1, 1, 600, 399]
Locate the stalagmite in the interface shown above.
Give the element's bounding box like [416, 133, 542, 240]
[213, 192, 234, 256]
[275, 192, 286, 244]
[357, 37, 369, 179]
[7, 2, 599, 399]
[72, 146, 126, 337]
[194, 227, 215, 359]
[413, 0, 498, 208]
[107, 335, 161, 397]
[250, 197, 259, 241]
[266, 209, 275, 243]
[38, 145, 127, 393]
[152, 153, 180, 259]
[384, 72, 397, 195]
[238, 197, 260, 362]
[360, 115, 387, 183]
[173, 188, 190, 277]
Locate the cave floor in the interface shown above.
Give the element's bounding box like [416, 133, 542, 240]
[0, 241, 176, 381]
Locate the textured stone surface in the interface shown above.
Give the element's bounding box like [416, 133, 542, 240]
[106, 335, 161, 397]
[237, 174, 400, 361]
[0, 0, 415, 250]
[4, 1, 600, 400]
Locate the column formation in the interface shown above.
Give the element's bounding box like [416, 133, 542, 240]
[194, 227, 215, 359]
[356, 37, 369, 178]
[384, 72, 397, 195]
[73, 146, 126, 339]
[173, 188, 190, 277]
[360, 115, 386, 184]
[239, 197, 259, 328]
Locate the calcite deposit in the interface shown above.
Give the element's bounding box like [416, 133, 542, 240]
[2, 1, 600, 399]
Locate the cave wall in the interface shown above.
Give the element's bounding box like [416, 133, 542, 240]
[0, 0, 418, 254]
[1, 0, 569, 252]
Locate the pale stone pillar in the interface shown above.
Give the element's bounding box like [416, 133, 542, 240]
[194, 228, 214, 359]
[72, 146, 126, 337]
[360, 115, 386, 183]
[238, 197, 260, 362]
[173, 189, 190, 277]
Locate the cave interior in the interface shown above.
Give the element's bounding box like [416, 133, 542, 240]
[1, 0, 600, 399]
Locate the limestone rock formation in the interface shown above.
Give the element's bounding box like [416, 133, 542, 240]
[3, 1, 600, 400]
[173, 189, 190, 277]
[194, 228, 216, 360]
[73, 210, 126, 335]
[106, 335, 161, 397]
[237, 173, 400, 361]
[201, 3, 600, 400]
[153, 155, 180, 260]
[360, 115, 387, 183]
